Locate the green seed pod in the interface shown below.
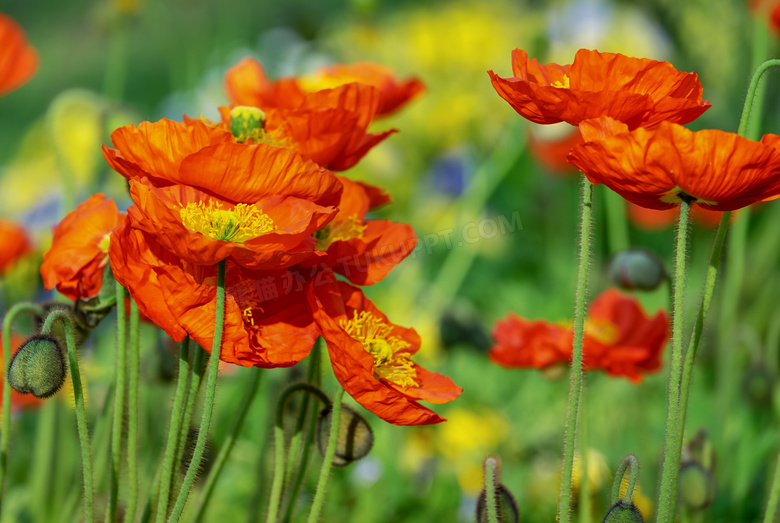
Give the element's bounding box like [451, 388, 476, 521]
[317, 404, 374, 467]
[678, 461, 716, 510]
[602, 501, 644, 523]
[230, 106, 266, 143]
[8, 335, 66, 399]
[608, 249, 667, 291]
[476, 483, 520, 523]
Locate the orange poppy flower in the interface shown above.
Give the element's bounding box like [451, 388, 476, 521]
[490, 288, 669, 383]
[2, 333, 43, 411]
[40, 194, 125, 301]
[225, 57, 423, 117]
[109, 219, 320, 367]
[489, 49, 711, 129]
[309, 278, 462, 425]
[0, 14, 38, 97]
[316, 177, 417, 286]
[0, 218, 31, 276]
[567, 117, 780, 211]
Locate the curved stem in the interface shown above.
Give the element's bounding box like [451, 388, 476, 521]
[610, 454, 640, 505]
[484, 457, 498, 523]
[167, 258, 227, 522]
[558, 177, 594, 523]
[42, 309, 94, 523]
[307, 387, 345, 523]
[107, 281, 127, 523]
[0, 303, 44, 516]
[126, 299, 141, 522]
[736, 59, 780, 138]
[656, 199, 691, 523]
[192, 368, 262, 523]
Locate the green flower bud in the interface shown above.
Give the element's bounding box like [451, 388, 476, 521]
[602, 501, 644, 523]
[678, 462, 715, 510]
[230, 106, 266, 143]
[608, 250, 667, 291]
[317, 404, 374, 467]
[476, 483, 520, 523]
[8, 335, 66, 399]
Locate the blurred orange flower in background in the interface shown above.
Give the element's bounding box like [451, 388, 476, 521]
[0, 13, 38, 97]
[489, 48, 711, 129]
[568, 118, 780, 211]
[490, 288, 669, 383]
[310, 278, 462, 425]
[0, 219, 32, 276]
[40, 194, 125, 301]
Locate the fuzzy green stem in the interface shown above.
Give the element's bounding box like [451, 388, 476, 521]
[192, 368, 262, 523]
[763, 449, 780, 523]
[604, 187, 630, 253]
[167, 258, 227, 522]
[611, 454, 640, 505]
[126, 299, 141, 522]
[0, 302, 44, 516]
[155, 337, 192, 523]
[656, 199, 691, 523]
[107, 281, 127, 523]
[558, 177, 594, 523]
[176, 345, 206, 467]
[307, 387, 345, 523]
[31, 398, 57, 523]
[485, 457, 499, 523]
[43, 309, 94, 523]
[736, 60, 780, 139]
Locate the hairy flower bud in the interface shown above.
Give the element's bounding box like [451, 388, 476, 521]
[678, 462, 715, 510]
[8, 335, 66, 399]
[602, 501, 644, 522]
[476, 457, 519, 523]
[317, 404, 374, 467]
[608, 249, 667, 291]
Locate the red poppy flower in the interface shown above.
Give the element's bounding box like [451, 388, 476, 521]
[108, 219, 320, 368]
[489, 49, 711, 129]
[40, 194, 125, 301]
[315, 177, 417, 286]
[567, 117, 780, 211]
[2, 334, 43, 411]
[490, 288, 669, 383]
[225, 57, 423, 117]
[0, 218, 31, 276]
[0, 14, 38, 97]
[309, 278, 462, 425]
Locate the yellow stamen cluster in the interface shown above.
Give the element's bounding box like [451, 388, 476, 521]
[180, 201, 276, 243]
[585, 318, 619, 346]
[314, 215, 366, 251]
[340, 311, 419, 389]
[551, 75, 571, 89]
[98, 232, 112, 254]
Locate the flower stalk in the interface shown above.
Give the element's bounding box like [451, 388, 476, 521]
[307, 386, 345, 523]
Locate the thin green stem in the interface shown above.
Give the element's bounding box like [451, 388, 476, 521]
[603, 187, 630, 253]
[31, 399, 57, 523]
[484, 457, 498, 523]
[167, 258, 227, 522]
[610, 454, 640, 505]
[656, 199, 691, 523]
[192, 368, 262, 523]
[558, 177, 594, 523]
[126, 299, 141, 522]
[0, 302, 44, 516]
[763, 449, 780, 523]
[735, 60, 780, 139]
[155, 338, 192, 523]
[42, 309, 94, 523]
[307, 387, 345, 523]
[176, 345, 206, 470]
[108, 281, 128, 523]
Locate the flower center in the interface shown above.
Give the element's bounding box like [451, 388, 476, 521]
[551, 75, 571, 89]
[314, 215, 366, 250]
[180, 201, 276, 243]
[230, 106, 266, 143]
[98, 232, 112, 254]
[340, 311, 419, 389]
[585, 318, 619, 346]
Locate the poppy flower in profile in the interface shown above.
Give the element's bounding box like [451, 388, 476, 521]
[0, 13, 38, 97]
[490, 288, 669, 383]
[568, 117, 780, 211]
[489, 48, 711, 129]
[0, 218, 31, 276]
[225, 57, 424, 117]
[108, 219, 320, 368]
[40, 194, 125, 301]
[315, 177, 417, 286]
[309, 278, 462, 425]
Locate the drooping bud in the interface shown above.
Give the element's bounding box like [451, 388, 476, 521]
[476, 457, 520, 523]
[608, 249, 667, 291]
[678, 462, 715, 510]
[8, 334, 66, 399]
[317, 404, 374, 467]
[230, 106, 266, 143]
[602, 501, 644, 523]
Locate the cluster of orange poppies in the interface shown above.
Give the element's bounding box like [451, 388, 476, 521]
[487, 48, 780, 380]
[32, 57, 464, 425]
